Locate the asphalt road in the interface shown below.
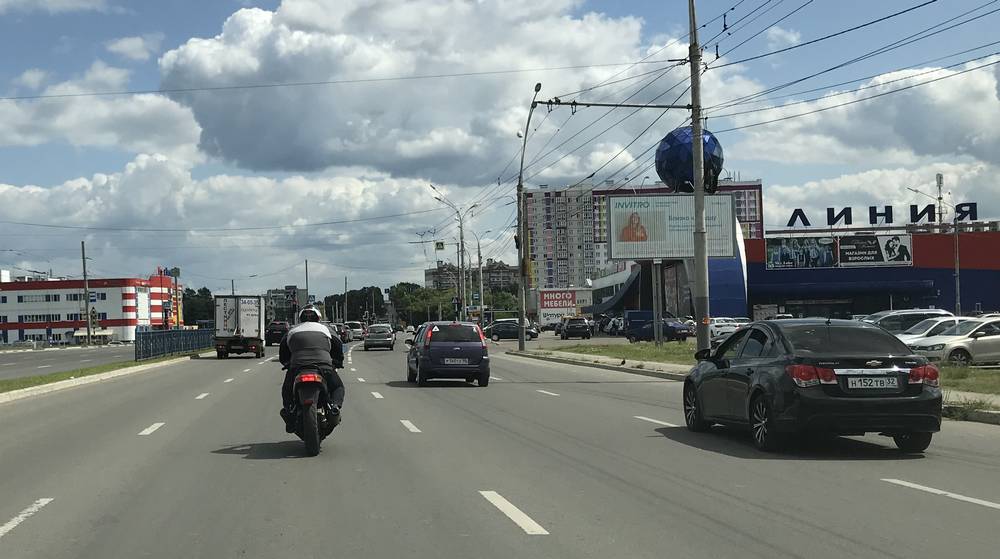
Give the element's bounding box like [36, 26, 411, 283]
[0, 345, 137, 381]
[1, 342, 999, 558]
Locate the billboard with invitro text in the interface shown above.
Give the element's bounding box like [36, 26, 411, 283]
[608, 195, 735, 260]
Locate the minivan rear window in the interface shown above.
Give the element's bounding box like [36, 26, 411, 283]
[430, 324, 481, 342]
[567, 318, 587, 325]
[783, 325, 911, 355]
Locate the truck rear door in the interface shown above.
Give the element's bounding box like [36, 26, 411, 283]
[238, 297, 263, 338]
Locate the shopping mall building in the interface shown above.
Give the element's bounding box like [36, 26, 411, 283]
[0, 268, 183, 344]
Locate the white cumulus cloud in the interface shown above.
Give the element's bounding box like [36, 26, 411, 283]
[765, 26, 801, 50]
[105, 33, 165, 62]
[0, 0, 105, 13]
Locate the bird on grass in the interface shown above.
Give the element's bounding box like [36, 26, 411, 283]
[620, 359, 626, 366]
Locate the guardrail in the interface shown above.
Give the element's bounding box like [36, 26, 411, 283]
[135, 330, 213, 361]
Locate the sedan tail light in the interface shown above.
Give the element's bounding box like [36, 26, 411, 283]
[908, 364, 940, 387]
[816, 366, 837, 385]
[787, 364, 820, 387]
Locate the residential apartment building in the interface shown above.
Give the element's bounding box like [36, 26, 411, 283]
[0, 269, 183, 344]
[265, 285, 304, 323]
[424, 259, 519, 291]
[524, 185, 595, 289]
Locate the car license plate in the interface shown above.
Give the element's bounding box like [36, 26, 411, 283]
[443, 358, 469, 365]
[847, 377, 898, 389]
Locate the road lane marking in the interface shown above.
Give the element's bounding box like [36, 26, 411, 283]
[634, 415, 679, 428]
[257, 361, 268, 365]
[243, 368, 251, 373]
[0, 498, 54, 541]
[400, 420, 422, 433]
[138, 422, 165, 436]
[882, 479, 1000, 511]
[490, 375, 504, 381]
[79, 359, 92, 363]
[224, 378, 234, 383]
[479, 491, 549, 535]
[357, 377, 366, 383]
[351, 367, 357, 372]
[196, 393, 210, 400]
[371, 391, 384, 399]
[535, 389, 560, 396]
[36, 365, 51, 369]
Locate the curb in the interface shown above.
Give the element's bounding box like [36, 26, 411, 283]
[943, 405, 1000, 426]
[0, 351, 216, 406]
[505, 351, 689, 381]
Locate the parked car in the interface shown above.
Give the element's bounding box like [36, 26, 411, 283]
[709, 317, 738, 341]
[909, 318, 1000, 364]
[683, 319, 941, 452]
[344, 321, 365, 340]
[265, 321, 289, 345]
[404, 321, 490, 386]
[732, 317, 752, 327]
[489, 318, 538, 339]
[483, 321, 538, 341]
[560, 317, 592, 340]
[861, 308, 953, 334]
[896, 317, 973, 346]
[624, 319, 694, 343]
[363, 324, 395, 351]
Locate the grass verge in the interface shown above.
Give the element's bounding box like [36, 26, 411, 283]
[942, 395, 999, 420]
[0, 353, 201, 394]
[555, 342, 696, 366]
[939, 366, 1000, 396]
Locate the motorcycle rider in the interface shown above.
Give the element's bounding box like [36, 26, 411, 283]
[278, 306, 346, 433]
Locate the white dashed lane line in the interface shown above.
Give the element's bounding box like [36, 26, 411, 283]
[224, 378, 234, 383]
[371, 392, 384, 399]
[400, 420, 422, 433]
[0, 498, 55, 541]
[36, 365, 51, 369]
[882, 479, 1000, 511]
[195, 393, 210, 400]
[490, 375, 503, 381]
[351, 368, 357, 372]
[79, 359, 92, 363]
[479, 491, 549, 535]
[137, 422, 165, 436]
[634, 415, 679, 428]
[357, 377, 366, 383]
[243, 368, 251, 373]
[535, 389, 560, 397]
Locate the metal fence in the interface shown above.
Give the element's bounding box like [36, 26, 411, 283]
[135, 330, 214, 361]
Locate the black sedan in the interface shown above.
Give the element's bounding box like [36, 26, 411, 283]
[483, 321, 538, 341]
[683, 319, 942, 452]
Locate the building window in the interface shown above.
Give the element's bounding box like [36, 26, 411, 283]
[0, 296, 5, 303]
[21, 314, 61, 323]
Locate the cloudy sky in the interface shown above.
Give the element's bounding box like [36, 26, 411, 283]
[0, 0, 997, 296]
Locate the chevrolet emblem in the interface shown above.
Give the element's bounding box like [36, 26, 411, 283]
[865, 360, 883, 367]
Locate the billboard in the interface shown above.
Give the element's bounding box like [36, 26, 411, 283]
[765, 236, 838, 270]
[608, 195, 735, 260]
[765, 234, 913, 270]
[539, 290, 576, 309]
[838, 234, 912, 267]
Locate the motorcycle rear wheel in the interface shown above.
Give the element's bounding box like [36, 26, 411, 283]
[301, 403, 321, 456]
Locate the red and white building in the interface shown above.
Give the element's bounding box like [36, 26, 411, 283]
[0, 270, 183, 344]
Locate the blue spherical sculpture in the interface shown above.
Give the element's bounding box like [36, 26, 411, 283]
[654, 126, 724, 193]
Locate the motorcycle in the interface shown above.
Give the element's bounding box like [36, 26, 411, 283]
[285, 366, 339, 456]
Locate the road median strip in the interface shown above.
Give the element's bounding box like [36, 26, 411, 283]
[506, 349, 689, 381]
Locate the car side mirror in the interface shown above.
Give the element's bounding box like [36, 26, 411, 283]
[970, 331, 985, 339]
[694, 348, 712, 361]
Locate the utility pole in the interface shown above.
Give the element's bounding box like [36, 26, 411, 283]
[81, 241, 92, 346]
[478, 241, 485, 325]
[344, 276, 348, 321]
[689, 0, 710, 351]
[936, 173, 945, 225]
[304, 259, 309, 309]
[231, 279, 235, 295]
[517, 83, 542, 351]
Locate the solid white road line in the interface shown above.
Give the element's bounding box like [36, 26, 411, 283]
[371, 391, 384, 399]
[634, 415, 679, 428]
[400, 420, 422, 433]
[0, 498, 55, 541]
[882, 479, 1000, 511]
[224, 378, 234, 383]
[36, 365, 51, 369]
[357, 377, 366, 383]
[137, 422, 165, 436]
[490, 375, 503, 381]
[535, 389, 560, 396]
[195, 393, 210, 400]
[243, 368, 251, 373]
[479, 491, 549, 535]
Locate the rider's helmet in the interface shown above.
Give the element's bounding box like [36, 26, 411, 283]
[298, 306, 321, 323]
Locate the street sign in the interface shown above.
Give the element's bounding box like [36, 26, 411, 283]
[435, 241, 445, 251]
[89, 292, 97, 303]
[472, 293, 480, 301]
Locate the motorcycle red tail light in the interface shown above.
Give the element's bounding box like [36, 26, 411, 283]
[297, 373, 322, 383]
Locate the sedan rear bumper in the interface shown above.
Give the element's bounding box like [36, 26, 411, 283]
[364, 339, 394, 347]
[774, 389, 942, 435]
[420, 362, 490, 379]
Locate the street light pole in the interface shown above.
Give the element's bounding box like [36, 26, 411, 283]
[471, 229, 491, 324]
[517, 83, 542, 351]
[430, 185, 477, 321]
[81, 241, 92, 346]
[908, 183, 961, 314]
[689, 0, 710, 351]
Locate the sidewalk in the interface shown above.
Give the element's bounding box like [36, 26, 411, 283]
[943, 388, 1000, 407]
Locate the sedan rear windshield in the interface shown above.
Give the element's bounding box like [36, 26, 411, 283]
[783, 325, 911, 355]
[345, 322, 362, 329]
[430, 324, 481, 342]
[369, 326, 391, 334]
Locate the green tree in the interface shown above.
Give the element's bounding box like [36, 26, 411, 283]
[182, 287, 214, 324]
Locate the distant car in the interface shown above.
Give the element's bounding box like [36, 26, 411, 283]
[331, 323, 351, 342]
[684, 319, 942, 452]
[625, 319, 694, 343]
[560, 317, 591, 340]
[363, 324, 395, 351]
[108, 340, 123, 346]
[909, 318, 1000, 365]
[404, 321, 490, 386]
[344, 321, 365, 340]
[861, 308, 953, 334]
[732, 317, 752, 327]
[484, 319, 538, 340]
[709, 317, 738, 340]
[265, 321, 289, 345]
[896, 317, 973, 346]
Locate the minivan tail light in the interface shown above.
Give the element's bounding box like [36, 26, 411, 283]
[908, 364, 940, 387]
[424, 326, 433, 348]
[787, 364, 820, 387]
[476, 325, 487, 348]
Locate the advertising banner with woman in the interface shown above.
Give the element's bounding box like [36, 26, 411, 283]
[608, 195, 735, 260]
